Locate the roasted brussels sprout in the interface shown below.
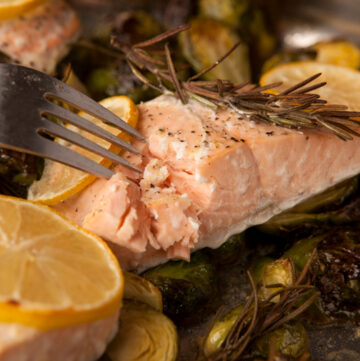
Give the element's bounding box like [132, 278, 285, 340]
[205, 232, 246, 265]
[283, 234, 325, 271]
[178, 18, 250, 83]
[198, 0, 250, 28]
[123, 272, 163, 311]
[291, 176, 358, 214]
[198, 0, 276, 66]
[111, 11, 163, 46]
[142, 251, 217, 322]
[0, 149, 43, 198]
[315, 228, 360, 317]
[253, 258, 294, 302]
[204, 305, 244, 356]
[107, 302, 178, 361]
[252, 321, 309, 359]
[87, 64, 158, 103]
[204, 306, 309, 359]
[257, 177, 360, 236]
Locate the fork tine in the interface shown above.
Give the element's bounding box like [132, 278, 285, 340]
[38, 120, 142, 173]
[46, 78, 144, 140]
[42, 102, 140, 155]
[2, 133, 116, 178]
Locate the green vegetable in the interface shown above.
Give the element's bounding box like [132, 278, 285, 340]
[198, 0, 250, 28]
[204, 308, 309, 359]
[178, 18, 250, 83]
[252, 321, 309, 359]
[283, 234, 325, 271]
[291, 176, 358, 213]
[0, 149, 43, 198]
[142, 252, 217, 322]
[205, 233, 246, 265]
[254, 258, 294, 302]
[123, 272, 163, 311]
[315, 228, 360, 317]
[107, 302, 178, 361]
[204, 305, 244, 356]
[111, 11, 163, 46]
[198, 0, 276, 64]
[257, 177, 359, 236]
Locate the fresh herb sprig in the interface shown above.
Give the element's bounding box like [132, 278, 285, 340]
[111, 25, 360, 141]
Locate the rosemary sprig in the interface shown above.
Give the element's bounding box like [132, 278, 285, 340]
[111, 25, 360, 141]
[199, 250, 319, 361]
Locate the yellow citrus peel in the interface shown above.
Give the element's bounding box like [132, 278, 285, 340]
[0, 0, 47, 21]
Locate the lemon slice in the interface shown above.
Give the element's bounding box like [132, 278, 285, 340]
[260, 61, 360, 110]
[314, 41, 360, 69]
[0, 195, 123, 330]
[0, 0, 47, 21]
[28, 96, 139, 205]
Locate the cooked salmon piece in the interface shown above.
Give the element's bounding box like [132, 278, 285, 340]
[0, 312, 118, 361]
[56, 94, 360, 271]
[0, 0, 80, 74]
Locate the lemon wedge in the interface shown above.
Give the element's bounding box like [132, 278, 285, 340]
[0, 195, 123, 330]
[0, 0, 47, 21]
[28, 95, 139, 205]
[260, 61, 360, 110]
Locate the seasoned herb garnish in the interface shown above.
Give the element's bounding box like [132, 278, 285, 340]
[112, 25, 360, 141]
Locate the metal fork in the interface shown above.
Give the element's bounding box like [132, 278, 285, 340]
[0, 63, 144, 178]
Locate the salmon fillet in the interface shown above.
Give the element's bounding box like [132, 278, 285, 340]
[0, 312, 118, 361]
[0, 0, 80, 74]
[56, 94, 360, 271]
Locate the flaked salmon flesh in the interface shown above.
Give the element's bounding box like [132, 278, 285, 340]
[56, 94, 360, 271]
[0, 0, 80, 74]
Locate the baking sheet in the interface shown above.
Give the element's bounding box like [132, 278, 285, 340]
[69, 1, 360, 360]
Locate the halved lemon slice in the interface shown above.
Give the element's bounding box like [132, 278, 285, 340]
[28, 96, 139, 205]
[0, 195, 123, 330]
[260, 61, 360, 110]
[0, 0, 47, 21]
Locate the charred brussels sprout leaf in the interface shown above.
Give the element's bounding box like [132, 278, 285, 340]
[178, 18, 250, 83]
[315, 228, 360, 318]
[142, 252, 217, 322]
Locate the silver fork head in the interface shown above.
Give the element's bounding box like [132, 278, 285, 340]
[0, 63, 143, 178]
